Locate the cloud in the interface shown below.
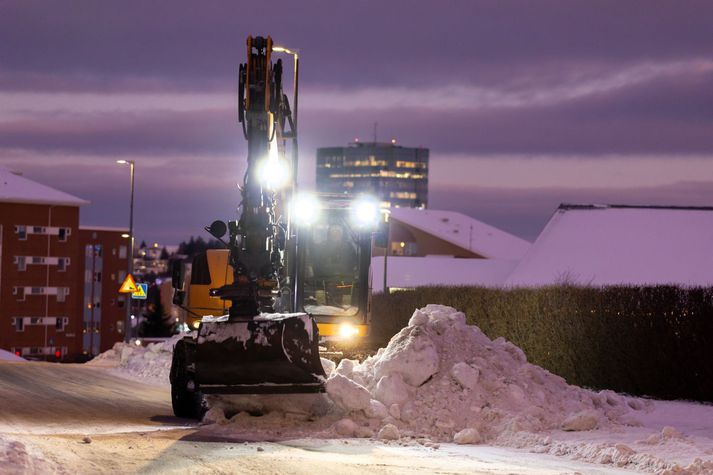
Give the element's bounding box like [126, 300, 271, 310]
[300, 60, 713, 112]
[0, 109, 243, 156]
[1, 1, 712, 92]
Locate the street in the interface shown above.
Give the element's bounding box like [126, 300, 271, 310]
[0, 360, 633, 474]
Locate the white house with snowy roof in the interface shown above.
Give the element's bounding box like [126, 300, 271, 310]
[506, 204, 713, 287]
[372, 208, 531, 291]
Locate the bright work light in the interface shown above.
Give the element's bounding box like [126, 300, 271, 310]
[338, 322, 360, 339]
[290, 192, 321, 227]
[351, 195, 380, 229]
[257, 157, 290, 190]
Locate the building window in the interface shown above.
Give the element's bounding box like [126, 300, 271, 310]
[95, 272, 102, 283]
[56, 317, 67, 331]
[118, 270, 126, 281]
[119, 246, 127, 259]
[14, 256, 26, 271]
[57, 258, 69, 272]
[12, 287, 25, 301]
[32, 226, 45, 234]
[57, 287, 69, 303]
[30, 287, 43, 295]
[32, 256, 45, 264]
[15, 225, 27, 240]
[58, 227, 70, 242]
[13, 318, 24, 332]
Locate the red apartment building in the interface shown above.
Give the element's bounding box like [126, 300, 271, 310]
[0, 167, 128, 360]
[78, 227, 130, 354]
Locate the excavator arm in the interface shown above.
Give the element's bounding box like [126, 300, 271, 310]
[169, 36, 325, 419]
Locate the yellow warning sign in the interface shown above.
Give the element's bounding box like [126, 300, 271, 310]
[119, 274, 138, 293]
[132, 283, 147, 300]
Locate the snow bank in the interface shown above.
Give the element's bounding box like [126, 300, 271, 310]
[0, 435, 61, 474]
[326, 304, 646, 443]
[87, 336, 180, 384]
[0, 349, 26, 362]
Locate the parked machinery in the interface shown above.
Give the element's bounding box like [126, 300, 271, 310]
[169, 36, 378, 418]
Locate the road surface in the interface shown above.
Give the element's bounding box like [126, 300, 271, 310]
[0, 360, 635, 474]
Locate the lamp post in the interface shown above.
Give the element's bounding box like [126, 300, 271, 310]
[116, 159, 135, 342]
[272, 45, 301, 310]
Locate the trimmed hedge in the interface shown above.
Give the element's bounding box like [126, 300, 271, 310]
[370, 286, 713, 402]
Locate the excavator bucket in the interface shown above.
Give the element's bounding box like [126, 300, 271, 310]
[194, 313, 326, 394]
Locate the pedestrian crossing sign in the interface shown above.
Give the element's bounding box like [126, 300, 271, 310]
[132, 283, 148, 300]
[118, 274, 137, 293]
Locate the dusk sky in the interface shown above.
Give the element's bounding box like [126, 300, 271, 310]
[2, 1, 712, 243]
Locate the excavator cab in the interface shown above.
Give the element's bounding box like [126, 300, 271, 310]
[297, 196, 373, 344]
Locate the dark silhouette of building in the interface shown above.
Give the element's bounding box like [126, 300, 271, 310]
[316, 141, 428, 208]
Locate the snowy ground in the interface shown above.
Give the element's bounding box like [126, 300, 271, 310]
[2, 305, 713, 474]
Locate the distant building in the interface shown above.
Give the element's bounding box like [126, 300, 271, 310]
[78, 227, 130, 355]
[316, 141, 429, 208]
[133, 241, 171, 279]
[372, 208, 531, 292]
[387, 208, 530, 259]
[506, 204, 713, 287]
[0, 166, 129, 360]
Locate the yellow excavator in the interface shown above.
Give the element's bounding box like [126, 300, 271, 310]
[169, 36, 378, 418]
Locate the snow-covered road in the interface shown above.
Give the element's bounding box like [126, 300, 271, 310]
[0, 360, 637, 474]
[0, 360, 176, 435]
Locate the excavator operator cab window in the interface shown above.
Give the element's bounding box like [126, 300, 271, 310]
[302, 216, 362, 317]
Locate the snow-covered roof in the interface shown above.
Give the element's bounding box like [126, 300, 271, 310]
[506, 204, 713, 287]
[389, 208, 530, 259]
[0, 166, 88, 207]
[372, 256, 518, 291]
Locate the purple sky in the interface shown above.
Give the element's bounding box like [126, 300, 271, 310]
[1, 1, 712, 243]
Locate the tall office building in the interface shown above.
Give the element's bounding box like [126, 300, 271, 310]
[316, 141, 429, 208]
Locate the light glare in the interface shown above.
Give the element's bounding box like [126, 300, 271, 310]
[290, 193, 321, 227]
[338, 322, 360, 339]
[352, 196, 380, 228]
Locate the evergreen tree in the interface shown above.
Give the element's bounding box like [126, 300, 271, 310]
[139, 301, 173, 337]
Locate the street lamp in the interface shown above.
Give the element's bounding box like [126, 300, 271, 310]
[272, 45, 302, 311]
[271, 45, 299, 187]
[116, 159, 135, 342]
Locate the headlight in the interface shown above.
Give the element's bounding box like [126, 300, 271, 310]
[192, 320, 201, 329]
[290, 193, 321, 227]
[257, 157, 290, 190]
[351, 196, 380, 229]
[338, 322, 360, 339]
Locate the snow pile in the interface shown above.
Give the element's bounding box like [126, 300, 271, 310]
[87, 336, 180, 384]
[0, 435, 61, 475]
[325, 304, 647, 443]
[0, 349, 26, 362]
